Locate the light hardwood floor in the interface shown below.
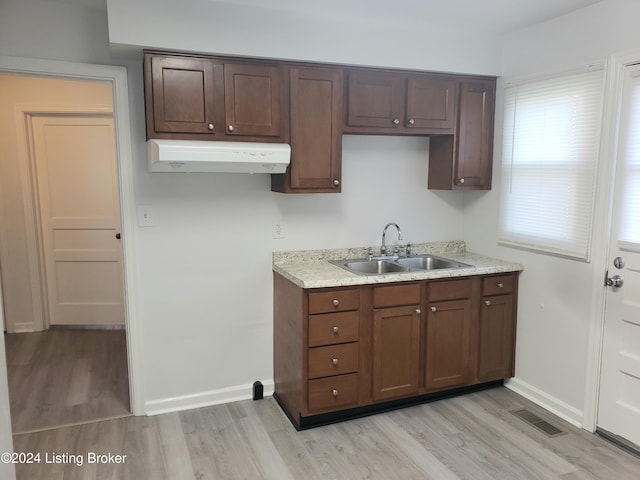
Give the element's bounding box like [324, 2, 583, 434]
[11, 387, 640, 479]
[5, 328, 130, 434]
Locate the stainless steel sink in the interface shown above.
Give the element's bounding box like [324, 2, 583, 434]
[342, 259, 410, 274]
[395, 256, 470, 270]
[330, 255, 472, 276]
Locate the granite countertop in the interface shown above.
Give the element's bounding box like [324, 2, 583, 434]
[272, 241, 523, 289]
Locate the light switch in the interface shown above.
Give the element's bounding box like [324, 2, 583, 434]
[138, 205, 154, 227]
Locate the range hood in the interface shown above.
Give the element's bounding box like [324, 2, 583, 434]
[148, 139, 290, 174]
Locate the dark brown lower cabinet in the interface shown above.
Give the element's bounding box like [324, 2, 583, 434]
[425, 299, 472, 391]
[372, 305, 421, 401]
[478, 293, 515, 382]
[273, 271, 519, 429]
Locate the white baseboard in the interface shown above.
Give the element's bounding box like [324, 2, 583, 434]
[144, 380, 275, 416]
[505, 377, 584, 428]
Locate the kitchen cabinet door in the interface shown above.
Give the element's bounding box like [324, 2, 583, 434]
[425, 299, 472, 391]
[406, 75, 455, 131]
[146, 55, 218, 137]
[224, 63, 283, 138]
[272, 66, 343, 193]
[478, 294, 515, 382]
[428, 78, 496, 190]
[345, 71, 404, 130]
[372, 305, 421, 401]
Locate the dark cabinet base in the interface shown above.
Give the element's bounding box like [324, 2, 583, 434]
[274, 380, 504, 431]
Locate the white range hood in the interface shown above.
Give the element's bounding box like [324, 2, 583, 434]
[147, 139, 290, 174]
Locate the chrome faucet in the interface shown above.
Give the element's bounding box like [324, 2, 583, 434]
[380, 222, 402, 255]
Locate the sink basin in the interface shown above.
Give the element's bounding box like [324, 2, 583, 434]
[330, 254, 472, 275]
[396, 255, 470, 270]
[341, 259, 410, 274]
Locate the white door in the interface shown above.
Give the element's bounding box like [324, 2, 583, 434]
[597, 63, 640, 448]
[30, 113, 125, 326]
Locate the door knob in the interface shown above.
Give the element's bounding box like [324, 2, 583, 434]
[605, 273, 624, 288]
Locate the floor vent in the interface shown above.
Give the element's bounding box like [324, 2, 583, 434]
[511, 408, 565, 437]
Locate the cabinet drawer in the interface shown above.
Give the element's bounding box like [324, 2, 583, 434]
[308, 311, 359, 347]
[308, 289, 359, 314]
[373, 283, 421, 308]
[483, 275, 514, 296]
[308, 342, 359, 379]
[428, 278, 472, 301]
[308, 373, 359, 413]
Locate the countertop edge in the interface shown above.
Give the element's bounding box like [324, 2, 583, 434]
[272, 245, 524, 289]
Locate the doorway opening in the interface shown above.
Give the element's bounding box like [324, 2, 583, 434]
[0, 73, 132, 433]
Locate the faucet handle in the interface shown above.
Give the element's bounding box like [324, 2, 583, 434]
[406, 243, 412, 256]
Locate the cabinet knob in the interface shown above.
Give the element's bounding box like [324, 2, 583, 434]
[332, 299, 340, 307]
[332, 358, 339, 366]
[430, 306, 437, 312]
[458, 178, 465, 184]
[408, 118, 415, 126]
[227, 124, 234, 133]
[415, 308, 421, 315]
[332, 389, 339, 397]
[392, 118, 400, 125]
[497, 282, 504, 289]
[332, 325, 339, 334]
[333, 179, 340, 187]
[484, 300, 491, 306]
[207, 123, 214, 131]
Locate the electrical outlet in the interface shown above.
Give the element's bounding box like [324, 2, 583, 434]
[273, 222, 285, 239]
[138, 205, 154, 227]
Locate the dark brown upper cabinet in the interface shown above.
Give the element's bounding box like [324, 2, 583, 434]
[223, 63, 283, 138]
[428, 78, 496, 190]
[146, 55, 218, 136]
[144, 52, 285, 142]
[143, 50, 496, 192]
[343, 69, 456, 135]
[271, 66, 343, 193]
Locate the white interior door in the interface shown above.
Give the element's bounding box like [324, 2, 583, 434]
[597, 63, 640, 448]
[31, 113, 125, 326]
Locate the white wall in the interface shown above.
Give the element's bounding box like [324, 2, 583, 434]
[106, 0, 503, 75]
[464, 0, 640, 424]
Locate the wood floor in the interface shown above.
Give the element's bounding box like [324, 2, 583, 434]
[11, 387, 640, 479]
[5, 328, 130, 434]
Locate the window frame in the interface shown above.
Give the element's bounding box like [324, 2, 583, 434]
[497, 66, 605, 261]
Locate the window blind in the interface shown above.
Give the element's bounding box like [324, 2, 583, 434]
[618, 68, 640, 246]
[498, 68, 604, 260]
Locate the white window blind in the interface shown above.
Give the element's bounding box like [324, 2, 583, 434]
[618, 68, 640, 246]
[498, 68, 604, 260]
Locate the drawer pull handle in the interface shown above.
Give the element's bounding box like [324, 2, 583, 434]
[430, 306, 437, 312]
[415, 308, 421, 315]
[332, 326, 339, 334]
[484, 300, 491, 306]
[497, 282, 504, 288]
[332, 389, 339, 397]
[207, 123, 214, 131]
[332, 358, 339, 366]
[332, 299, 340, 307]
